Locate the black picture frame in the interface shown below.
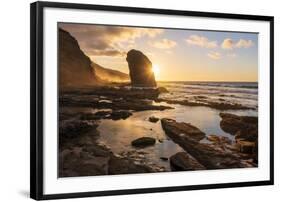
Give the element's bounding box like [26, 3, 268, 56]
[30, 1, 274, 200]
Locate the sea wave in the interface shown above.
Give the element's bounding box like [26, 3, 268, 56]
[160, 81, 258, 89]
[158, 81, 258, 111]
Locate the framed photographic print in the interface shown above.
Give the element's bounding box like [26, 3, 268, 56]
[30, 1, 274, 200]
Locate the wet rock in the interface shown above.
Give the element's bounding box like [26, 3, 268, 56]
[149, 116, 159, 123]
[161, 118, 205, 141]
[157, 87, 169, 93]
[219, 113, 258, 137]
[59, 146, 110, 177]
[82, 144, 112, 157]
[126, 49, 157, 87]
[161, 118, 245, 169]
[79, 112, 101, 120]
[108, 155, 152, 174]
[202, 100, 253, 110]
[71, 156, 109, 176]
[237, 139, 256, 154]
[170, 152, 205, 171]
[59, 116, 159, 177]
[160, 157, 169, 161]
[94, 110, 112, 118]
[110, 110, 132, 120]
[60, 111, 79, 121]
[131, 137, 156, 148]
[155, 98, 254, 110]
[206, 134, 221, 143]
[80, 110, 132, 121]
[206, 135, 236, 154]
[59, 119, 98, 139]
[76, 131, 101, 147]
[60, 90, 173, 111]
[235, 130, 258, 142]
[207, 134, 232, 145]
[61, 86, 161, 100]
[207, 135, 221, 142]
[59, 149, 72, 160]
[95, 110, 111, 116]
[59, 140, 156, 177]
[219, 113, 258, 160]
[193, 95, 208, 99]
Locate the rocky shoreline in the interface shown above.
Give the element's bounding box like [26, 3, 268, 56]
[59, 86, 258, 177]
[60, 86, 173, 111]
[58, 29, 258, 177]
[155, 97, 256, 110]
[59, 118, 165, 177]
[161, 118, 257, 170]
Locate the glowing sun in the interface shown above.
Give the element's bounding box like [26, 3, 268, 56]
[152, 64, 160, 78]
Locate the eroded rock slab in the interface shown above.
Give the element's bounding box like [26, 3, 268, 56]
[219, 113, 257, 135]
[59, 86, 174, 113]
[206, 134, 232, 145]
[161, 118, 245, 169]
[108, 155, 153, 175]
[110, 110, 132, 120]
[155, 98, 254, 110]
[161, 118, 206, 141]
[236, 139, 256, 154]
[79, 110, 133, 121]
[219, 113, 258, 159]
[59, 119, 98, 139]
[170, 152, 205, 171]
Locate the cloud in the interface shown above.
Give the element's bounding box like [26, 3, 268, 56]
[235, 39, 254, 48]
[149, 38, 177, 49]
[87, 49, 126, 57]
[59, 23, 163, 57]
[186, 35, 217, 48]
[221, 38, 254, 49]
[221, 38, 234, 49]
[207, 51, 221, 60]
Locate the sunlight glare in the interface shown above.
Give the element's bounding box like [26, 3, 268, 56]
[152, 64, 160, 79]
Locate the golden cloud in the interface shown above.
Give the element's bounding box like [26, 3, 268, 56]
[207, 51, 221, 60]
[149, 38, 177, 49]
[235, 39, 254, 48]
[221, 38, 254, 49]
[186, 35, 217, 48]
[59, 23, 164, 57]
[221, 38, 234, 49]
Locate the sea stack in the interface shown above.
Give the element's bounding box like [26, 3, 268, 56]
[126, 49, 157, 87]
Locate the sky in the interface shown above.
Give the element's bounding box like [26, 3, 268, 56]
[59, 23, 258, 82]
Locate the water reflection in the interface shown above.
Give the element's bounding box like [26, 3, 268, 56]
[97, 104, 257, 171]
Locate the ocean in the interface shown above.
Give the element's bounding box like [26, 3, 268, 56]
[158, 81, 258, 111]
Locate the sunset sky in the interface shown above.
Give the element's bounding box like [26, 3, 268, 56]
[59, 23, 258, 82]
